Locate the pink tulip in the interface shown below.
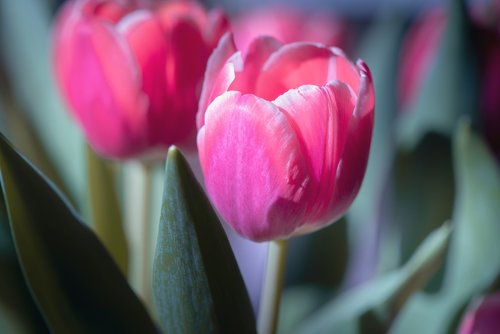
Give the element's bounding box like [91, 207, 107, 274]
[197, 34, 374, 241]
[53, 0, 228, 158]
[231, 6, 346, 53]
[458, 293, 500, 334]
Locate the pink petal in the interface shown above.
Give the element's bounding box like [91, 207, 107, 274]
[229, 36, 282, 94]
[155, 0, 207, 31]
[273, 82, 355, 230]
[197, 33, 238, 128]
[256, 43, 336, 100]
[158, 18, 210, 147]
[63, 20, 148, 157]
[324, 63, 374, 223]
[204, 8, 230, 48]
[120, 10, 170, 144]
[198, 92, 312, 241]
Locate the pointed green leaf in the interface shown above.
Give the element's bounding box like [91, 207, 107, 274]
[0, 133, 158, 333]
[396, 0, 478, 149]
[298, 223, 452, 334]
[391, 120, 500, 334]
[0, 179, 49, 334]
[86, 144, 128, 275]
[153, 147, 256, 334]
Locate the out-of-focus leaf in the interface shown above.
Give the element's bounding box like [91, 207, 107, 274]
[0, 134, 158, 333]
[278, 287, 331, 334]
[285, 218, 348, 289]
[346, 15, 405, 286]
[153, 147, 256, 334]
[391, 120, 500, 334]
[393, 134, 454, 292]
[0, 0, 87, 213]
[298, 223, 452, 334]
[86, 145, 128, 275]
[0, 68, 75, 206]
[0, 178, 49, 334]
[396, 0, 478, 149]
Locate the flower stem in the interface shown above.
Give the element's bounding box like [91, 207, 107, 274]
[125, 162, 153, 307]
[258, 239, 289, 334]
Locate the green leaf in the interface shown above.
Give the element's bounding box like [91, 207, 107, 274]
[0, 179, 49, 334]
[86, 144, 128, 275]
[393, 134, 454, 281]
[153, 147, 256, 334]
[391, 120, 500, 334]
[297, 223, 452, 334]
[285, 218, 348, 288]
[396, 0, 478, 149]
[277, 287, 330, 334]
[0, 133, 158, 333]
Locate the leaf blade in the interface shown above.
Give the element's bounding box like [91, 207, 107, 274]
[0, 133, 158, 333]
[153, 147, 256, 334]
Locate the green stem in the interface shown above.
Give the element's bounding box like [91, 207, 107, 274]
[125, 162, 153, 307]
[258, 239, 289, 334]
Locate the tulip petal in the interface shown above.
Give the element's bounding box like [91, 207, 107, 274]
[119, 10, 170, 141]
[164, 18, 210, 146]
[197, 33, 238, 128]
[256, 43, 336, 100]
[325, 65, 374, 223]
[273, 82, 355, 228]
[204, 8, 230, 48]
[198, 92, 311, 241]
[229, 36, 282, 94]
[61, 19, 149, 157]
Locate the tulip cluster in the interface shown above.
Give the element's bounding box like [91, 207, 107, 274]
[53, 0, 374, 241]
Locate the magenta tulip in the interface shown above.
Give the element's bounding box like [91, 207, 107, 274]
[231, 5, 346, 53]
[197, 34, 374, 241]
[458, 293, 500, 334]
[53, 0, 227, 158]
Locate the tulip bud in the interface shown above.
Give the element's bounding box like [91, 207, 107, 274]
[231, 5, 346, 53]
[197, 34, 374, 241]
[458, 293, 500, 334]
[53, 0, 227, 158]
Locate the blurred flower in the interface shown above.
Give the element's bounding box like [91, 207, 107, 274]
[399, 5, 500, 156]
[458, 293, 500, 334]
[53, 0, 227, 158]
[197, 34, 374, 241]
[398, 10, 445, 111]
[231, 5, 346, 53]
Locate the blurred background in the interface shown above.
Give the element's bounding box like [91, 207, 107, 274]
[1, 0, 499, 333]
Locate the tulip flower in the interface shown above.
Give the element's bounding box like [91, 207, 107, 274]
[231, 5, 346, 53]
[458, 293, 500, 334]
[53, 0, 228, 158]
[197, 34, 374, 242]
